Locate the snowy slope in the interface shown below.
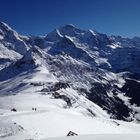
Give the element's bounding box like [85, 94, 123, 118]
[0, 92, 140, 139]
[44, 134, 140, 140]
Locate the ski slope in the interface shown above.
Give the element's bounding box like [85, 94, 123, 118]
[0, 91, 140, 140]
[44, 134, 140, 140]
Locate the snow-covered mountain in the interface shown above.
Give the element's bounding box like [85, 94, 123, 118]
[0, 22, 140, 139]
[0, 22, 30, 70]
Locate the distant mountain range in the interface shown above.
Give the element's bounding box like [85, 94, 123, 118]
[0, 22, 140, 122]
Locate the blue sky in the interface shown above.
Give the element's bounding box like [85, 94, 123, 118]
[0, 0, 140, 37]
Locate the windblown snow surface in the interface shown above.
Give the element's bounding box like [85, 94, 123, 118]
[0, 69, 140, 140]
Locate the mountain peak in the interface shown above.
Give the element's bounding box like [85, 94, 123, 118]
[61, 24, 76, 29]
[45, 24, 81, 41]
[0, 21, 9, 27]
[0, 21, 13, 32]
[57, 24, 83, 37]
[59, 24, 80, 32]
[0, 21, 19, 39]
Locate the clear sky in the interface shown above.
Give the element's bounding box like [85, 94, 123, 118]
[0, 0, 140, 37]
